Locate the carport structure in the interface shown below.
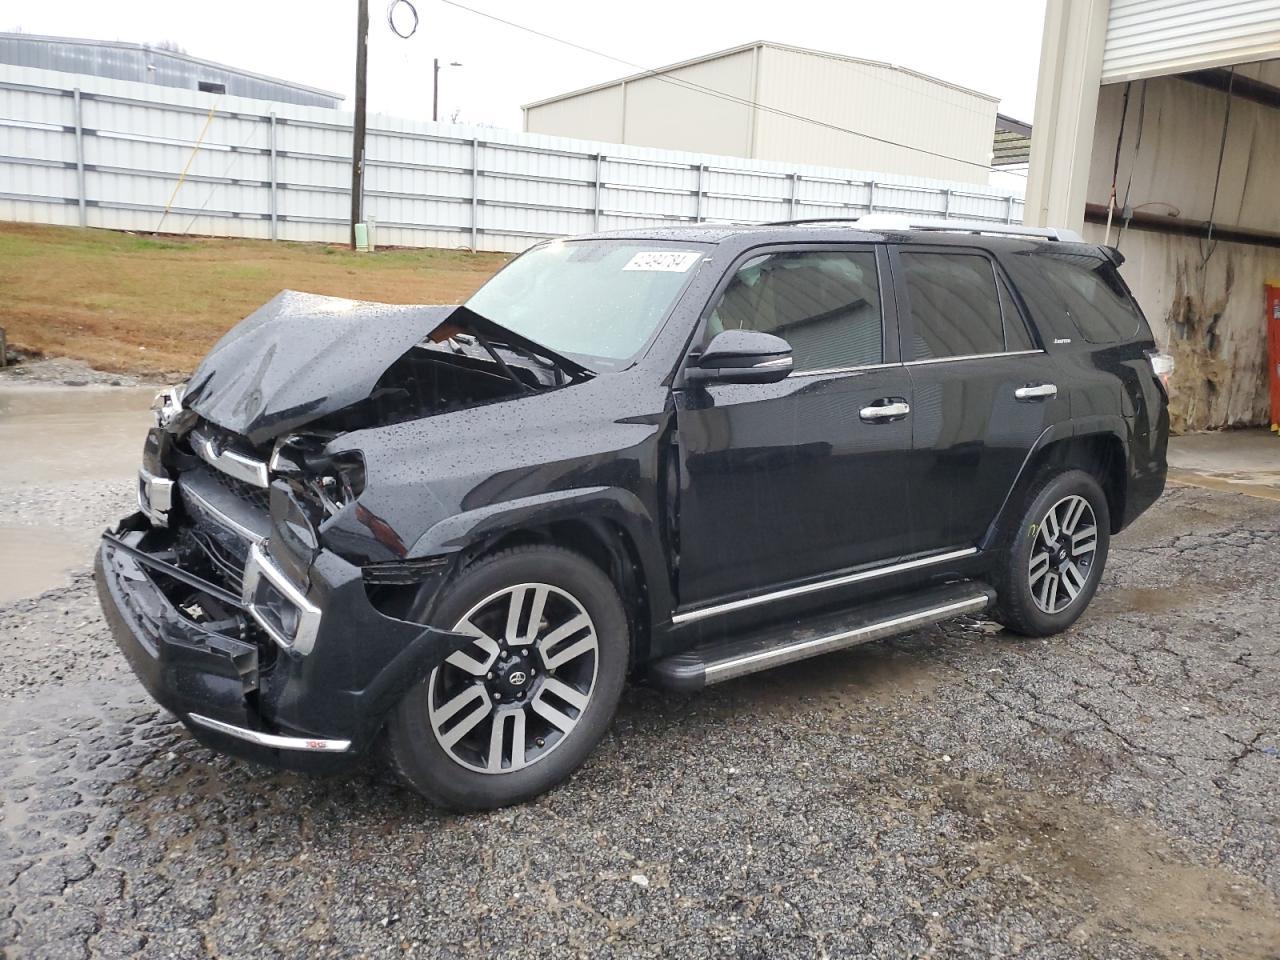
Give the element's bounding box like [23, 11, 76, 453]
[1026, 0, 1280, 431]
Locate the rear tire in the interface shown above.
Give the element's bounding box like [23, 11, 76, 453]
[992, 469, 1111, 637]
[385, 545, 629, 811]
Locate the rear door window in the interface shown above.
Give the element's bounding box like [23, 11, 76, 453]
[1031, 253, 1143, 343]
[708, 249, 883, 372]
[899, 252, 1006, 360]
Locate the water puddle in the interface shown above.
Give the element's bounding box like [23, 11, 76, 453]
[0, 384, 155, 485]
[0, 384, 154, 601]
[0, 525, 95, 603]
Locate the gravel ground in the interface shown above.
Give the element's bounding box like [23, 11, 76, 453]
[0, 358, 158, 388]
[1, 479, 1279, 959]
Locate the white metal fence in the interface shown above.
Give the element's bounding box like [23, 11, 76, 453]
[0, 64, 1026, 253]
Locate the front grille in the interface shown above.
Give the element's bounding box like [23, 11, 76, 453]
[204, 465, 271, 513]
[187, 527, 249, 594]
[174, 460, 271, 596]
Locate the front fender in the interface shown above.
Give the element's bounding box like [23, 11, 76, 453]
[409, 485, 673, 652]
[408, 486, 648, 556]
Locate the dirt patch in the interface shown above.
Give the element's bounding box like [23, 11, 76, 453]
[0, 222, 508, 375]
[1169, 470, 1280, 503]
[942, 783, 1280, 959]
[1091, 586, 1188, 616]
[727, 637, 950, 711]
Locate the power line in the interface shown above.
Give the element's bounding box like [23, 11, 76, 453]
[439, 0, 1001, 174]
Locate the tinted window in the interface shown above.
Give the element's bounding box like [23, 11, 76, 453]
[900, 252, 1005, 360]
[1034, 254, 1143, 343]
[998, 272, 1036, 351]
[709, 250, 882, 372]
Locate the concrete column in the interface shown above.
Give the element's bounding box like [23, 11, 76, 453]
[1024, 0, 1111, 231]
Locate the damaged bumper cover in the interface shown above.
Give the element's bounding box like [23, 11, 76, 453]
[96, 515, 473, 772]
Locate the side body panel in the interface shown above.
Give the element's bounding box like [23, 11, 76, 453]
[322, 372, 678, 647]
[887, 243, 1072, 553]
[670, 241, 916, 612]
[904, 351, 1068, 551]
[673, 365, 914, 605]
[1000, 245, 1168, 531]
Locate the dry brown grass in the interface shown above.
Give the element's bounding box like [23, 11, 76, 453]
[0, 222, 509, 375]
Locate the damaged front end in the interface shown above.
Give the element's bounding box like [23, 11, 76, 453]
[97, 291, 585, 770]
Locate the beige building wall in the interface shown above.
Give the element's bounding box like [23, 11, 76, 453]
[619, 48, 757, 155]
[751, 45, 997, 183]
[523, 43, 999, 184]
[524, 47, 756, 156]
[523, 84, 625, 143]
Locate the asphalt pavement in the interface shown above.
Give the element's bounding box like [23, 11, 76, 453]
[1, 380, 1278, 959]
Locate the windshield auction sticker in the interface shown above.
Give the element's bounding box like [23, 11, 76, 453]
[622, 251, 703, 272]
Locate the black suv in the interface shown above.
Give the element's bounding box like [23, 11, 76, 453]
[97, 218, 1170, 810]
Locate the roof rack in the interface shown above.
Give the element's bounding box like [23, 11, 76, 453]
[855, 214, 1082, 242]
[763, 215, 1081, 243]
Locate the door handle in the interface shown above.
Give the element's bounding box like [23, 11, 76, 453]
[859, 400, 911, 422]
[1015, 383, 1058, 401]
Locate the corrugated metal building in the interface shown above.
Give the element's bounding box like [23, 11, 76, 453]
[523, 42, 1001, 185]
[0, 33, 342, 108]
[1026, 0, 1280, 431]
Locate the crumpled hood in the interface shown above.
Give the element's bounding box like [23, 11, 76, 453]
[184, 291, 452, 444]
[183, 291, 590, 445]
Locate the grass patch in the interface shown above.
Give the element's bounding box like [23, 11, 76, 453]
[0, 222, 510, 375]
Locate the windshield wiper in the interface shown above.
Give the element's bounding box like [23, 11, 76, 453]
[471, 328, 535, 394]
[431, 305, 596, 387]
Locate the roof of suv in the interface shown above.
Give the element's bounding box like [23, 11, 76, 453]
[576, 219, 1101, 257]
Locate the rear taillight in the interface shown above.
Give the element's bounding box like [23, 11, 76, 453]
[1145, 349, 1174, 388]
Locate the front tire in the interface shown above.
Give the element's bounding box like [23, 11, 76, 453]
[992, 468, 1111, 637]
[386, 545, 629, 811]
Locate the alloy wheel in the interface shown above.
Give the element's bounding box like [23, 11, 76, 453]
[1027, 494, 1098, 615]
[427, 583, 599, 774]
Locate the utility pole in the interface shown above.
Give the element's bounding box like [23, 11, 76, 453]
[350, 0, 369, 249]
[433, 59, 462, 123]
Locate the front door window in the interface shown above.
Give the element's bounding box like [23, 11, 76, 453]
[708, 250, 883, 371]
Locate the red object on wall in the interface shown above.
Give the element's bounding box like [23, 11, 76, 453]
[1269, 284, 1280, 432]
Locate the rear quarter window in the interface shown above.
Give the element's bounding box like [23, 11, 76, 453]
[1030, 253, 1144, 344]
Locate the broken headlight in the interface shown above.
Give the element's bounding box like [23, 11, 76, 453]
[152, 382, 196, 433]
[308, 455, 366, 518]
[270, 436, 366, 520]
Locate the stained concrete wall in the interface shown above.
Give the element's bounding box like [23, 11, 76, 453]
[1084, 68, 1280, 430]
[1083, 224, 1277, 431]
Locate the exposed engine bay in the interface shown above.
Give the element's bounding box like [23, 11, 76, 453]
[176, 290, 592, 446]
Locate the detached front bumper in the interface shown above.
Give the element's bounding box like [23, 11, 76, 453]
[96, 518, 472, 773]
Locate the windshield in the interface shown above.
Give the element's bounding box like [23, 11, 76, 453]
[465, 239, 708, 370]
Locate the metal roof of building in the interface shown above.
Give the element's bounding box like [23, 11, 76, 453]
[0, 32, 343, 107]
[993, 113, 1033, 166]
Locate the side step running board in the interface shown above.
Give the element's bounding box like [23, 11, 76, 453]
[649, 581, 995, 693]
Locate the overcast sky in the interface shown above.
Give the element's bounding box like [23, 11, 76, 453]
[7, 0, 1047, 131]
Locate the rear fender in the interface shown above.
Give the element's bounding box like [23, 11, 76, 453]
[979, 420, 1132, 550]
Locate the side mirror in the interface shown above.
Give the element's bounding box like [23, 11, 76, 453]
[686, 329, 793, 385]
